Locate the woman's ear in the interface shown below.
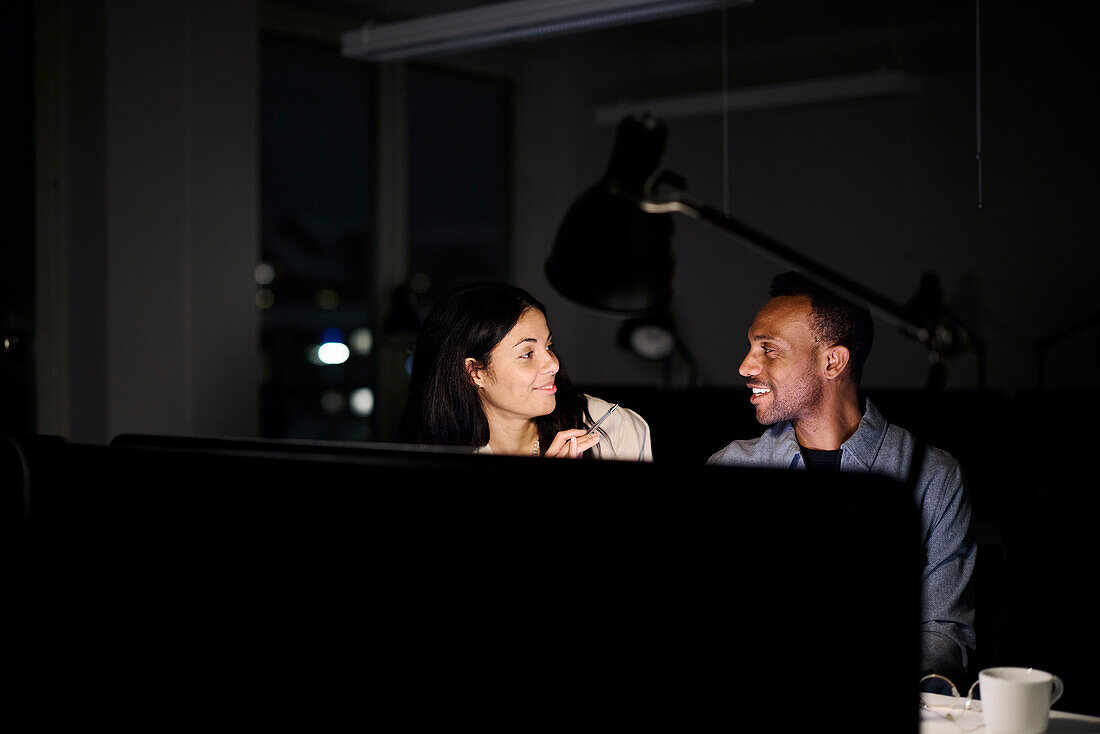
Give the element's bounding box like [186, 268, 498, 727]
[465, 357, 485, 389]
[822, 345, 851, 381]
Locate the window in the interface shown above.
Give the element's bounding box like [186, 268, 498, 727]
[406, 64, 513, 312]
[259, 34, 378, 440]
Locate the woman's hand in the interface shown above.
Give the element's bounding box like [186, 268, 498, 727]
[544, 429, 600, 458]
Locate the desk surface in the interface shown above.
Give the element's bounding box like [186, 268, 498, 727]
[921, 692, 1100, 733]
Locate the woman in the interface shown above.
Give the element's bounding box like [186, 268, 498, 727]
[398, 282, 652, 460]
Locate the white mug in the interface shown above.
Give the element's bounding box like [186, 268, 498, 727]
[976, 667, 1064, 734]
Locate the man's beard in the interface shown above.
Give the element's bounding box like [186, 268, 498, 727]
[754, 369, 824, 426]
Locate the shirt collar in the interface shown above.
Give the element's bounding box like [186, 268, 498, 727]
[771, 397, 887, 471]
[839, 397, 888, 471]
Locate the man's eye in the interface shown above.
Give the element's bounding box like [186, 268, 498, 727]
[519, 351, 533, 359]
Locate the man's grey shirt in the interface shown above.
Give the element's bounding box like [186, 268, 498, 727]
[707, 398, 977, 676]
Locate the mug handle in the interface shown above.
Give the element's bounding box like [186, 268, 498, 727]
[1050, 675, 1064, 707]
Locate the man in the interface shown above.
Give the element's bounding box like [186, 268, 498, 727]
[708, 271, 976, 684]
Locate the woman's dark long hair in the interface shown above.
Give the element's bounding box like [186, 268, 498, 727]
[398, 282, 594, 454]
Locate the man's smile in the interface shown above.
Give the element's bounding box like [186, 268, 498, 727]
[748, 384, 772, 404]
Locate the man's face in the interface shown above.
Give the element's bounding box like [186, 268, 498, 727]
[739, 295, 824, 425]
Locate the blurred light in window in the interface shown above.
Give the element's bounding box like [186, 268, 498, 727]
[321, 390, 345, 414]
[317, 341, 350, 365]
[317, 288, 340, 310]
[255, 288, 275, 309]
[409, 272, 431, 294]
[350, 327, 373, 355]
[349, 387, 375, 416]
[254, 262, 276, 285]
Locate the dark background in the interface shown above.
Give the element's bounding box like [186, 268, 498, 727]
[3, 0, 1098, 721]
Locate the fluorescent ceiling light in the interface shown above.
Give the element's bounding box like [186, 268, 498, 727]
[593, 70, 925, 125]
[342, 0, 751, 62]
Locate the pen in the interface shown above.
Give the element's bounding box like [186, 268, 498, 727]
[584, 404, 618, 434]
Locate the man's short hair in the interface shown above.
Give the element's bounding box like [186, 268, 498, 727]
[770, 271, 874, 385]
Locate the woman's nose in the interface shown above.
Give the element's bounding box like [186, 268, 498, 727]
[542, 350, 559, 373]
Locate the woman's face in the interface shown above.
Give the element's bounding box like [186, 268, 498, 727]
[469, 308, 559, 425]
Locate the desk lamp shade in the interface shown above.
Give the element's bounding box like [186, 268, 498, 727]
[546, 114, 676, 316]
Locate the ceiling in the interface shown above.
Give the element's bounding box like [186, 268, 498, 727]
[259, 0, 975, 89]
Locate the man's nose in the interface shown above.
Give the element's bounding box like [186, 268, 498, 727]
[739, 352, 759, 378]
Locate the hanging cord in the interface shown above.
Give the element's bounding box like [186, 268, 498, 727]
[722, 7, 730, 215]
[975, 0, 983, 210]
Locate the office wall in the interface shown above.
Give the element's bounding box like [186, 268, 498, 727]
[35, 0, 259, 443]
[499, 1, 1100, 394]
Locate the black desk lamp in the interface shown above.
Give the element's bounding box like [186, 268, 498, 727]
[546, 114, 679, 317]
[546, 113, 936, 346]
